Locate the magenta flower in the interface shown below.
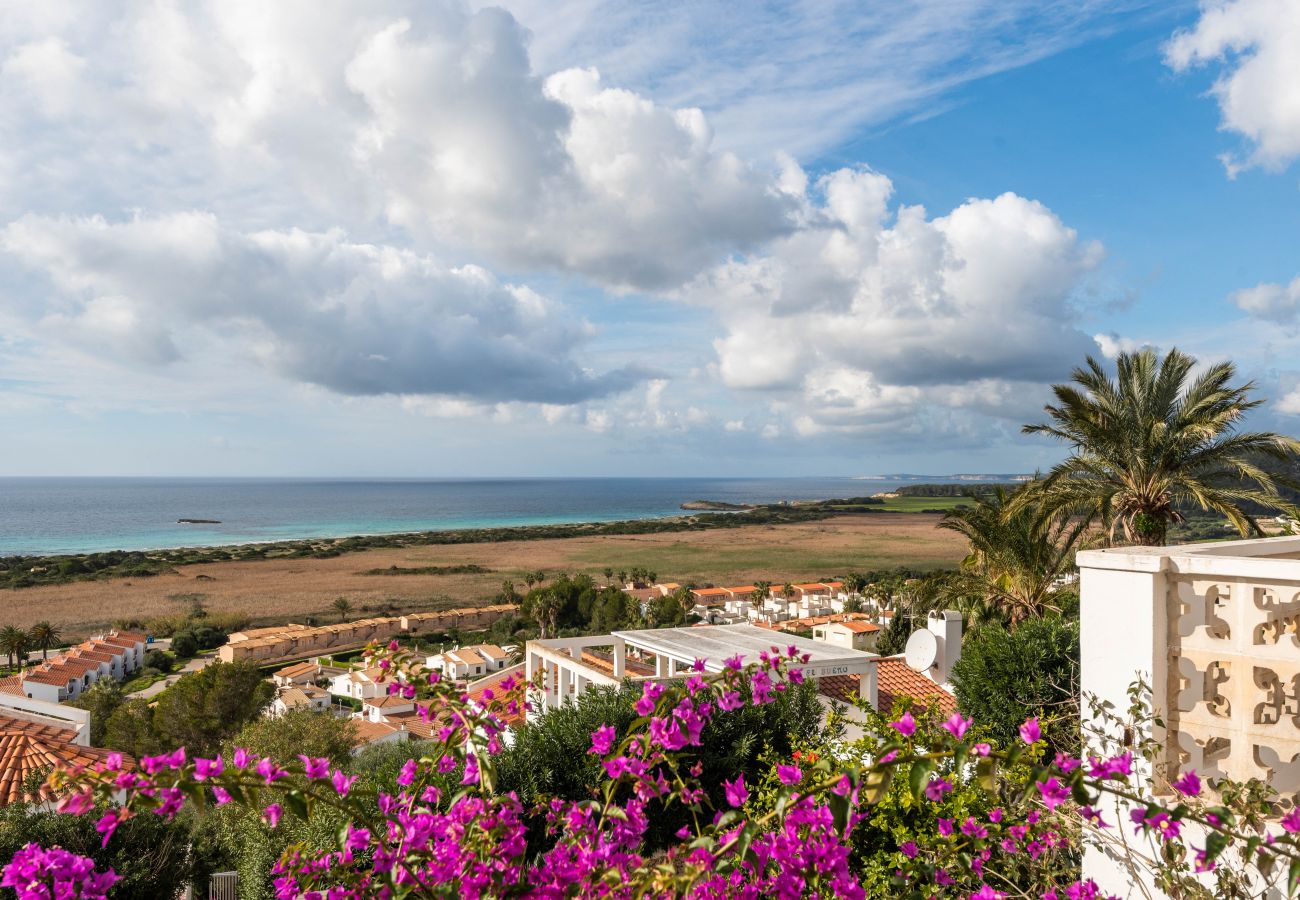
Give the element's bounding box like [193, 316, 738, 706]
[1036, 777, 1070, 810]
[299, 756, 329, 780]
[94, 811, 120, 847]
[397, 758, 418, 787]
[1018, 717, 1041, 745]
[331, 769, 358, 796]
[262, 803, 283, 828]
[194, 756, 224, 780]
[723, 775, 748, 807]
[1281, 808, 1300, 833]
[589, 724, 617, 756]
[635, 682, 665, 716]
[941, 713, 972, 739]
[1172, 770, 1201, 797]
[777, 764, 802, 785]
[900, 841, 918, 858]
[924, 777, 953, 802]
[889, 712, 917, 737]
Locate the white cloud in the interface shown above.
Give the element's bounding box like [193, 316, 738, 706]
[1093, 332, 1154, 359]
[1, 212, 638, 404]
[0, 2, 791, 291]
[1231, 275, 1300, 323]
[483, 0, 1154, 159]
[687, 166, 1104, 433]
[1165, 0, 1300, 173]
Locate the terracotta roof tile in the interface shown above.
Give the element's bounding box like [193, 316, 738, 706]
[0, 714, 130, 807]
[350, 720, 402, 745]
[875, 658, 957, 717]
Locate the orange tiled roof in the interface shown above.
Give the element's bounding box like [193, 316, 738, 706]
[47, 658, 101, 676]
[690, 588, 729, 597]
[817, 660, 956, 717]
[0, 677, 24, 697]
[727, 586, 758, 595]
[0, 715, 128, 807]
[107, 631, 148, 644]
[464, 668, 526, 728]
[827, 621, 880, 634]
[21, 668, 74, 687]
[365, 695, 415, 710]
[875, 658, 957, 716]
[350, 719, 402, 745]
[274, 661, 319, 679]
[72, 649, 116, 663]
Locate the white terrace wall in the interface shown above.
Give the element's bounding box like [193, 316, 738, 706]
[1079, 536, 1300, 896]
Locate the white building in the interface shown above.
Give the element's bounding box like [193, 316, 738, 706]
[1078, 536, 1300, 897]
[425, 644, 512, 681]
[2, 631, 148, 704]
[267, 684, 332, 718]
[812, 619, 881, 652]
[525, 624, 880, 721]
[329, 666, 390, 701]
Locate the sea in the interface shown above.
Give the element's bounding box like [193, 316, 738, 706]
[0, 476, 1023, 557]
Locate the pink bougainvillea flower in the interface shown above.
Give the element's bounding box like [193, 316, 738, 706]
[924, 778, 953, 802]
[1019, 718, 1041, 745]
[777, 765, 802, 785]
[589, 724, 617, 756]
[262, 803, 283, 828]
[942, 713, 972, 739]
[890, 712, 917, 737]
[723, 775, 748, 808]
[1036, 777, 1070, 810]
[1172, 770, 1201, 797]
[1280, 808, 1300, 833]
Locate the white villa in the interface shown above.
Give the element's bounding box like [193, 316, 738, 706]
[425, 644, 512, 681]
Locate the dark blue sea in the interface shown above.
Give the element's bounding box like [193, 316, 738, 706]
[0, 476, 1019, 556]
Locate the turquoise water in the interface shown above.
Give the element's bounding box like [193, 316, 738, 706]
[0, 476, 1017, 556]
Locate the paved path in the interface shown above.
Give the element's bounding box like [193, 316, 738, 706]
[127, 653, 212, 700]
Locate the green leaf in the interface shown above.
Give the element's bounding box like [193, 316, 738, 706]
[1288, 858, 1300, 896]
[909, 759, 935, 799]
[862, 767, 894, 805]
[976, 757, 997, 792]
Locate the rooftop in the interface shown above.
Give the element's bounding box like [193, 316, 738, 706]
[0, 715, 127, 806]
[609, 624, 877, 676]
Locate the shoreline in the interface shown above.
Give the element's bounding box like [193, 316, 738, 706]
[0, 513, 966, 637]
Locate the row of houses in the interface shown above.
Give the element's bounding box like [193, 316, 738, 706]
[0, 631, 148, 704]
[217, 604, 518, 665]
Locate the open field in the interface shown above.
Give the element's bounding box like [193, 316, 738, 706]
[0, 514, 964, 638]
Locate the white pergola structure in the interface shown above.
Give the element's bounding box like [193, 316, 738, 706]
[524, 624, 877, 721]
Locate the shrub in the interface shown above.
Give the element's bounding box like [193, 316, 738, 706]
[169, 632, 199, 659]
[143, 649, 176, 673]
[951, 616, 1080, 755]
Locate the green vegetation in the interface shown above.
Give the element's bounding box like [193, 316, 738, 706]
[359, 563, 492, 576]
[494, 678, 825, 853]
[0, 800, 199, 898]
[951, 616, 1081, 757]
[101, 661, 273, 757]
[1015, 347, 1300, 546]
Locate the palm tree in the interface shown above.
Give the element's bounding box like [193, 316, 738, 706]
[751, 581, 772, 603]
[0, 626, 24, 670]
[29, 622, 61, 661]
[936, 487, 1088, 625]
[333, 597, 352, 623]
[1015, 348, 1300, 546]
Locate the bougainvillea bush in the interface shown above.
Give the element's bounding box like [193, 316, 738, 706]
[10, 640, 1300, 898]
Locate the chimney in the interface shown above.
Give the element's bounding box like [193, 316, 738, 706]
[926, 610, 963, 686]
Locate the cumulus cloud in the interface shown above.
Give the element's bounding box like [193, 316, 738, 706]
[1231, 275, 1300, 323]
[1, 212, 639, 403]
[1165, 0, 1300, 174]
[0, 2, 790, 291]
[686, 167, 1104, 433]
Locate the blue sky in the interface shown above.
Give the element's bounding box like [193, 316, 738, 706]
[1, 0, 1298, 477]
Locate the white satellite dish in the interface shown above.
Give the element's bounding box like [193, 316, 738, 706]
[904, 629, 938, 672]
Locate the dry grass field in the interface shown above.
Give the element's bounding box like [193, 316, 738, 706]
[1, 514, 965, 639]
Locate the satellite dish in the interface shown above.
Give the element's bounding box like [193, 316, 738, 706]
[904, 629, 938, 672]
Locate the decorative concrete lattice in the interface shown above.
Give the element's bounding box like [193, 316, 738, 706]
[1168, 577, 1300, 804]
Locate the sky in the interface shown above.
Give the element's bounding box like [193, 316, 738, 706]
[1, 0, 1299, 477]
